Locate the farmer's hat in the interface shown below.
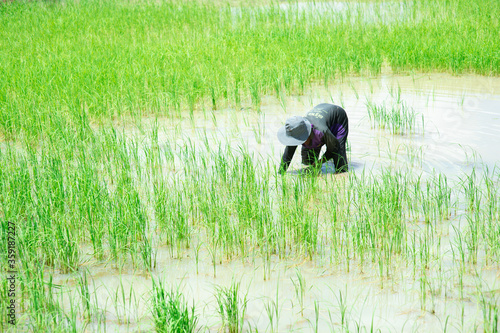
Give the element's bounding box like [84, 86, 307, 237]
[277, 116, 312, 146]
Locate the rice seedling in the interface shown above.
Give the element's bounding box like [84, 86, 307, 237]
[366, 100, 418, 134]
[264, 298, 279, 333]
[18, 263, 69, 331]
[307, 300, 320, 333]
[65, 292, 81, 333]
[291, 269, 307, 316]
[108, 277, 133, 325]
[55, 224, 79, 274]
[207, 240, 220, 279]
[0, 276, 11, 331]
[140, 235, 156, 271]
[335, 289, 349, 331]
[154, 178, 191, 258]
[480, 294, 499, 333]
[215, 280, 248, 333]
[194, 241, 202, 275]
[151, 278, 198, 333]
[77, 270, 92, 323]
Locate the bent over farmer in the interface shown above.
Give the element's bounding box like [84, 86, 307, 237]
[277, 103, 349, 174]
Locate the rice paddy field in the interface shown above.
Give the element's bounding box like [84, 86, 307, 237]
[1, 0, 500, 332]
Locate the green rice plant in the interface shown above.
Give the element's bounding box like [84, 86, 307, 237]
[476, 276, 500, 333]
[75, 157, 108, 261]
[55, 224, 79, 273]
[16, 261, 70, 331]
[263, 295, 282, 333]
[482, 171, 500, 262]
[65, 291, 80, 333]
[465, 213, 480, 265]
[261, 243, 272, 282]
[366, 100, 418, 134]
[185, 143, 276, 263]
[77, 273, 107, 332]
[388, 84, 402, 104]
[194, 241, 202, 275]
[431, 173, 453, 220]
[334, 288, 349, 331]
[77, 270, 92, 323]
[277, 176, 321, 259]
[409, 172, 454, 224]
[308, 300, 320, 333]
[483, 167, 499, 220]
[459, 168, 482, 212]
[0, 276, 10, 331]
[140, 235, 156, 271]
[351, 169, 410, 261]
[154, 178, 191, 257]
[249, 79, 262, 112]
[107, 169, 149, 265]
[264, 298, 277, 333]
[450, 225, 467, 301]
[419, 265, 429, 311]
[232, 150, 274, 252]
[207, 239, 220, 279]
[349, 81, 360, 100]
[151, 279, 198, 333]
[481, 296, 499, 333]
[215, 280, 248, 333]
[291, 269, 307, 316]
[2, 0, 499, 139]
[108, 277, 141, 325]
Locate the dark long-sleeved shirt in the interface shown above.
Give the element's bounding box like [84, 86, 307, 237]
[279, 104, 349, 172]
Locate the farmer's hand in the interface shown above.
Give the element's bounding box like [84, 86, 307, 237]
[302, 166, 319, 176]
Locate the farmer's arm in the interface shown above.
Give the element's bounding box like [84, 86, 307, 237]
[311, 130, 340, 169]
[278, 146, 297, 174]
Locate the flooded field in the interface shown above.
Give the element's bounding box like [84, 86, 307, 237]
[2, 0, 500, 330]
[34, 73, 500, 332]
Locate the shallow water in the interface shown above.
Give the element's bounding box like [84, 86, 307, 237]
[50, 73, 500, 332]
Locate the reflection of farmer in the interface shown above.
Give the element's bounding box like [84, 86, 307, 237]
[277, 103, 349, 174]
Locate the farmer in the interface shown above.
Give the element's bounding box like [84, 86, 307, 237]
[277, 103, 349, 174]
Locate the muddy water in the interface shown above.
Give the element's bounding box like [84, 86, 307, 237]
[54, 73, 500, 332]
